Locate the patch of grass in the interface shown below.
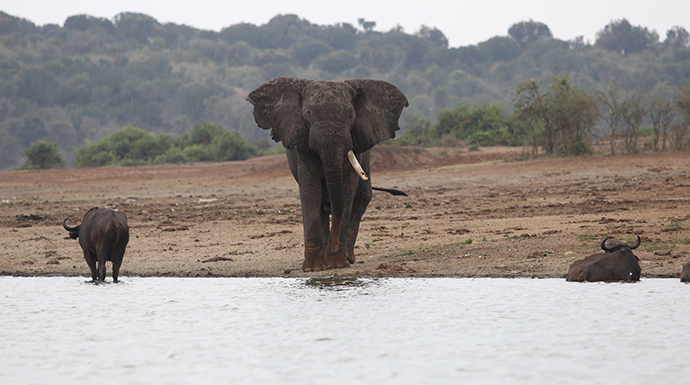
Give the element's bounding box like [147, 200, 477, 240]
[625, 235, 640, 244]
[676, 235, 690, 244]
[463, 238, 473, 244]
[578, 234, 596, 241]
[670, 220, 685, 228]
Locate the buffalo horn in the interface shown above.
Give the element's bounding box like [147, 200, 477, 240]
[347, 150, 369, 181]
[629, 235, 641, 249]
[62, 217, 79, 232]
[600, 236, 614, 251]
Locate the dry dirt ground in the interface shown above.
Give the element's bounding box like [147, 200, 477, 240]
[1, 146, 689, 280]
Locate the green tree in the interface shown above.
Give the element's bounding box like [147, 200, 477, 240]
[620, 89, 647, 154]
[357, 19, 376, 33]
[596, 19, 659, 54]
[673, 86, 690, 149]
[508, 20, 553, 49]
[113, 12, 162, 44]
[415, 25, 449, 48]
[664, 26, 690, 49]
[74, 126, 171, 167]
[63, 14, 116, 35]
[436, 103, 515, 146]
[16, 141, 65, 170]
[175, 83, 221, 122]
[212, 130, 259, 161]
[598, 81, 625, 155]
[323, 23, 358, 50]
[479, 36, 521, 62]
[514, 76, 598, 155]
[14, 69, 59, 106]
[190, 122, 221, 145]
[647, 91, 677, 151]
[290, 39, 333, 67]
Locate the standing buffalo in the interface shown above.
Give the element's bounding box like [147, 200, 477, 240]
[681, 262, 690, 282]
[63, 207, 129, 283]
[566, 235, 641, 282]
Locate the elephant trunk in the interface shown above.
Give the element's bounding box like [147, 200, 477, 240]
[324, 168, 344, 219]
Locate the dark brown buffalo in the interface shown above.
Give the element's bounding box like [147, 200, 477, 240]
[566, 235, 641, 282]
[63, 207, 129, 282]
[681, 262, 690, 282]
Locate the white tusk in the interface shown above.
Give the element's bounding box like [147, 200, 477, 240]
[347, 150, 369, 181]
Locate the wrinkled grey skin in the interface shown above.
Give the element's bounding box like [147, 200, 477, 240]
[63, 207, 129, 282]
[247, 78, 408, 271]
[566, 235, 641, 282]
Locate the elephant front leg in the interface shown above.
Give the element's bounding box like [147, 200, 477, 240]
[299, 185, 328, 272]
[344, 181, 373, 263]
[323, 216, 350, 269]
[302, 240, 325, 272]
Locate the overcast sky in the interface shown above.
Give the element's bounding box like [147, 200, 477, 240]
[2, 0, 688, 47]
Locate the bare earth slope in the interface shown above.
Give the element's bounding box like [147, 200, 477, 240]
[1, 146, 689, 279]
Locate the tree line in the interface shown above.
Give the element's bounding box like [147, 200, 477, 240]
[18, 77, 690, 170]
[391, 79, 690, 156]
[16, 123, 272, 170]
[1, 11, 690, 169]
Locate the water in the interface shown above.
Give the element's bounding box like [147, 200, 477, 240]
[1, 277, 689, 384]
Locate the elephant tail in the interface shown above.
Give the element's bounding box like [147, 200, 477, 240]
[372, 187, 408, 197]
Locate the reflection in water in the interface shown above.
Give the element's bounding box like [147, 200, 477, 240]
[303, 276, 380, 291]
[1, 277, 690, 384]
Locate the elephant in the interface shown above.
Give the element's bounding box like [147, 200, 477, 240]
[247, 77, 408, 271]
[63, 207, 129, 282]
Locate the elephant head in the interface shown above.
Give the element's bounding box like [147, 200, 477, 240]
[247, 77, 408, 219]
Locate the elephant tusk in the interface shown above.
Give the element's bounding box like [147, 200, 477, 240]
[347, 150, 369, 181]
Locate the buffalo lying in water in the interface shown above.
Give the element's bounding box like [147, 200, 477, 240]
[63, 207, 129, 283]
[681, 262, 690, 283]
[566, 235, 641, 282]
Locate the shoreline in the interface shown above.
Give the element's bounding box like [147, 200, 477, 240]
[2, 147, 689, 280]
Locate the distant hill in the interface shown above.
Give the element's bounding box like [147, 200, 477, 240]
[0, 11, 688, 169]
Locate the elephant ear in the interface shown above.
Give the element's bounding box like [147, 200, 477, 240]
[345, 79, 409, 154]
[247, 77, 312, 150]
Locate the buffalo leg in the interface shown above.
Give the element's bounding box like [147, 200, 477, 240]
[111, 258, 121, 283]
[84, 249, 98, 282]
[97, 245, 109, 282]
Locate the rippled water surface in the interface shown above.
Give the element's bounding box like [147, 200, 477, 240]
[1, 277, 689, 384]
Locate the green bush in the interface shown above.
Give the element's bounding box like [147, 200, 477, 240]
[182, 144, 215, 162]
[394, 104, 523, 147]
[154, 147, 187, 164]
[212, 130, 259, 161]
[15, 141, 65, 170]
[73, 123, 261, 168]
[74, 127, 170, 167]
